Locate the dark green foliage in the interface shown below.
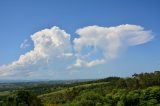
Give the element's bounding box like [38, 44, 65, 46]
[43, 71, 160, 106]
[70, 91, 105, 106]
[105, 86, 160, 106]
[116, 71, 160, 89]
[0, 90, 43, 106]
[63, 87, 83, 101]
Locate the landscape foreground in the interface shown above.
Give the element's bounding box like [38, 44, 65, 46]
[0, 71, 160, 106]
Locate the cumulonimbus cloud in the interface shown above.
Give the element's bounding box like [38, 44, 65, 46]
[0, 26, 73, 77]
[69, 24, 154, 69]
[0, 24, 154, 78]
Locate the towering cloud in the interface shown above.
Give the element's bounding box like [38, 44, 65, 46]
[0, 24, 154, 78]
[69, 24, 153, 69]
[0, 26, 73, 77]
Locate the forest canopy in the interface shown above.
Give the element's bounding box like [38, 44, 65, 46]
[0, 71, 160, 106]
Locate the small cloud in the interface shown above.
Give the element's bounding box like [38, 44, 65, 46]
[20, 39, 30, 49]
[67, 59, 105, 70]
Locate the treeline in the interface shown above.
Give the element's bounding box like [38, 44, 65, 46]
[116, 71, 160, 89]
[41, 71, 160, 106]
[66, 86, 160, 106]
[0, 71, 160, 106]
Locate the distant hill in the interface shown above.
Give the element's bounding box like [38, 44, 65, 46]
[0, 71, 160, 106]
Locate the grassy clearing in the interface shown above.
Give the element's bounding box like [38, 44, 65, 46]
[39, 82, 108, 98]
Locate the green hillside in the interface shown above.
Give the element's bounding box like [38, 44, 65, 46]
[0, 71, 160, 106]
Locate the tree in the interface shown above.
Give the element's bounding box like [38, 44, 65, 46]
[71, 91, 105, 106]
[3, 90, 43, 106]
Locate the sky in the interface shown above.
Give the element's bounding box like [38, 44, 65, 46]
[0, 0, 160, 80]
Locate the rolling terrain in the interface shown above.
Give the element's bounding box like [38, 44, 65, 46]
[0, 71, 160, 106]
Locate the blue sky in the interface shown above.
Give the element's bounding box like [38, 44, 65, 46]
[0, 0, 160, 80]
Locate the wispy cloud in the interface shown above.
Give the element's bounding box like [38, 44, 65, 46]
[20, 39, 30, 49]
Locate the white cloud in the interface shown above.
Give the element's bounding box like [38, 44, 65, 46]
[20, 39, 30, 49]
[0, 24, 154, 78]
[67, 59, 105, 70]
[69, 24, 154, 69]
[0, 26, 73, 77]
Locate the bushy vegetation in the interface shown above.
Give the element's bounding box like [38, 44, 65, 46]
[0, 71, 160, 106]
[40, 71, 160, 106]
[0, 90, 43, 106]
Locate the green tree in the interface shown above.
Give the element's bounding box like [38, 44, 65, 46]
[3, 90, 43, 106]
